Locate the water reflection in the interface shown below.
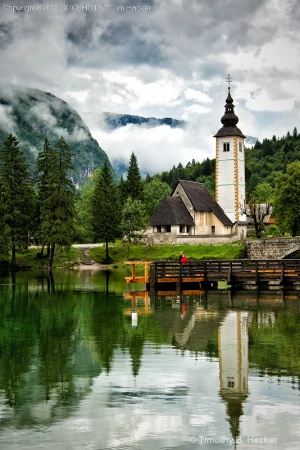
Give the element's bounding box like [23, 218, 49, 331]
[0, 270, 300, 449]
[218, 311, 249, 447]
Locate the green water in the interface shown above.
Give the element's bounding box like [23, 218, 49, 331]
[0, 269, 300, 449]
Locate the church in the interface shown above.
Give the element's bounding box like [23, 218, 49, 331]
[145, 79, 248, 245]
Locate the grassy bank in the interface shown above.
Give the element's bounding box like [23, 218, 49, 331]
[9, 241, 244, 271]
[12, 247, 82, 270]
[89, 241, 245, 266]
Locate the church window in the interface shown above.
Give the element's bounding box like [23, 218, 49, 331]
[239, 142, 243, 152]
[227, 376, 235, 388]
[223, 142, 230, 152]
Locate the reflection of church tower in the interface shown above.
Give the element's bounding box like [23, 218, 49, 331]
[218, 311, 249, 444]
[214, 75, 246, 223]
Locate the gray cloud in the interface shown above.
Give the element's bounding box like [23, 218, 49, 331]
[0, 0, 300, 175]
[0, 21, 14, 49]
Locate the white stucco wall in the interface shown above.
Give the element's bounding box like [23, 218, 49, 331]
[216, 136, 246, 222]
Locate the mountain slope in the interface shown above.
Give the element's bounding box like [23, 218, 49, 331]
[0, 86, 110, 186]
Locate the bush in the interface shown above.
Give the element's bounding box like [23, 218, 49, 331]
[265, 224, 282, 237]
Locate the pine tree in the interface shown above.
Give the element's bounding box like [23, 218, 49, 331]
[123, 152, 144, 202]
[92, 160, 120, 262]
[0, 134, 35, 269]
[36, 138, 56, 251]
[36, 137, 75, 268]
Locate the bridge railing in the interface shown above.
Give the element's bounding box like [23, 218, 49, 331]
[149, 259, 300, 286]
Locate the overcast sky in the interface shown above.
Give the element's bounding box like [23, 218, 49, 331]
[1, 0, 300, 175]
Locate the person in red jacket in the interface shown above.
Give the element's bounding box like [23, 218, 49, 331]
[180, 253, 188, 275]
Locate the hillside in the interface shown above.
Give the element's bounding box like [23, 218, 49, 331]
[153, 128, 300, 197]
[245, 130, 300, 196]
[0, 86, 110, 187]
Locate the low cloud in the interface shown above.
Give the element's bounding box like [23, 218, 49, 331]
[92, 119, 216, 177]
[0, 104, 15, 133]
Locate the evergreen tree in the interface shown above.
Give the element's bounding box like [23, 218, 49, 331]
[36, 138, 56, 250]
[36, 137, 75, 268]
[74, 178, 95, 243]
[92, 161, 120, 262]
[123, 152, 144, 202]
[0, 134, 35, 269]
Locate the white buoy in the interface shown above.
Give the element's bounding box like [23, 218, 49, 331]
[132, 310, 138, 328]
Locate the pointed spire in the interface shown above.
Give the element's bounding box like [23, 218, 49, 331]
[213, 76, 246, 138]
[221, 88, 239, 127]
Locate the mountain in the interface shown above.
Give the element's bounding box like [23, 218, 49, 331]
[0, 86, 110, 187]
[102, 112, 185, 130]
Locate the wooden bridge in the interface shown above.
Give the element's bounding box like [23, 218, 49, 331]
[125, 259, 300, 290]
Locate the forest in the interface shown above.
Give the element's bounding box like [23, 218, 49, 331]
[153, 127, 300, 198]
[1, 127, 300, 270]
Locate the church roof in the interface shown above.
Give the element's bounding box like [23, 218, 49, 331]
[149, 196, 194, 226]
[214, 88, 246, 138]
[175, 180, 233, 226]
[214, 125, 246, 138]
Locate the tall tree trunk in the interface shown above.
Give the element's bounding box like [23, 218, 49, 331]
[253, 213, 261, 238]
[11, 244, 17, 270]
[105, 237, 109, 262]
[292, 219, 298, 237]
[48, 243, 55, 268]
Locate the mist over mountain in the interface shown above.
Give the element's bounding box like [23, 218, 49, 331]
[102, 112, 185, 130]
[0, 86, 110, 186]
[0, 85, 259, 184]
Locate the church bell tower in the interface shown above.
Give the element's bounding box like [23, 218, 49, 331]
[214, 75, 246, 223]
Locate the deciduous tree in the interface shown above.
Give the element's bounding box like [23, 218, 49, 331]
[273, 161, 300, 236]
[121, 196, 148, 259]
[143, 177, 171, 218]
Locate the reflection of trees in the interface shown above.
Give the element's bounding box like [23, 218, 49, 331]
[0, 284, 38, 406]
[0, 283, 102, 427]
[91, 295, 124, 373]
[249, 312, 300, 384]
[129, 333, 144, 377]
[37, 292, 77, 401]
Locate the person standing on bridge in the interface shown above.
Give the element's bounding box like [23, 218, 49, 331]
[180, 253, 189, 275]
[179, 251, 183, 263]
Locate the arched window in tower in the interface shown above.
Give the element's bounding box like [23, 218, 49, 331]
[223, 142, 230, 152]
[239, 142, 243, 152]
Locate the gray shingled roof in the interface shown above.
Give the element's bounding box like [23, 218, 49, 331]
[174, 180, 233, 226]
[213, 125, 246, 138]
[149, 196, 194, 226]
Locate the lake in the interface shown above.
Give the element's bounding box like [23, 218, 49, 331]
[0, 268, 300, 449]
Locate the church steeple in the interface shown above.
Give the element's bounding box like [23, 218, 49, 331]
[214, 75, 246, 224]
[214, 79, 246, 138]
[221, 88, 239, 127]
